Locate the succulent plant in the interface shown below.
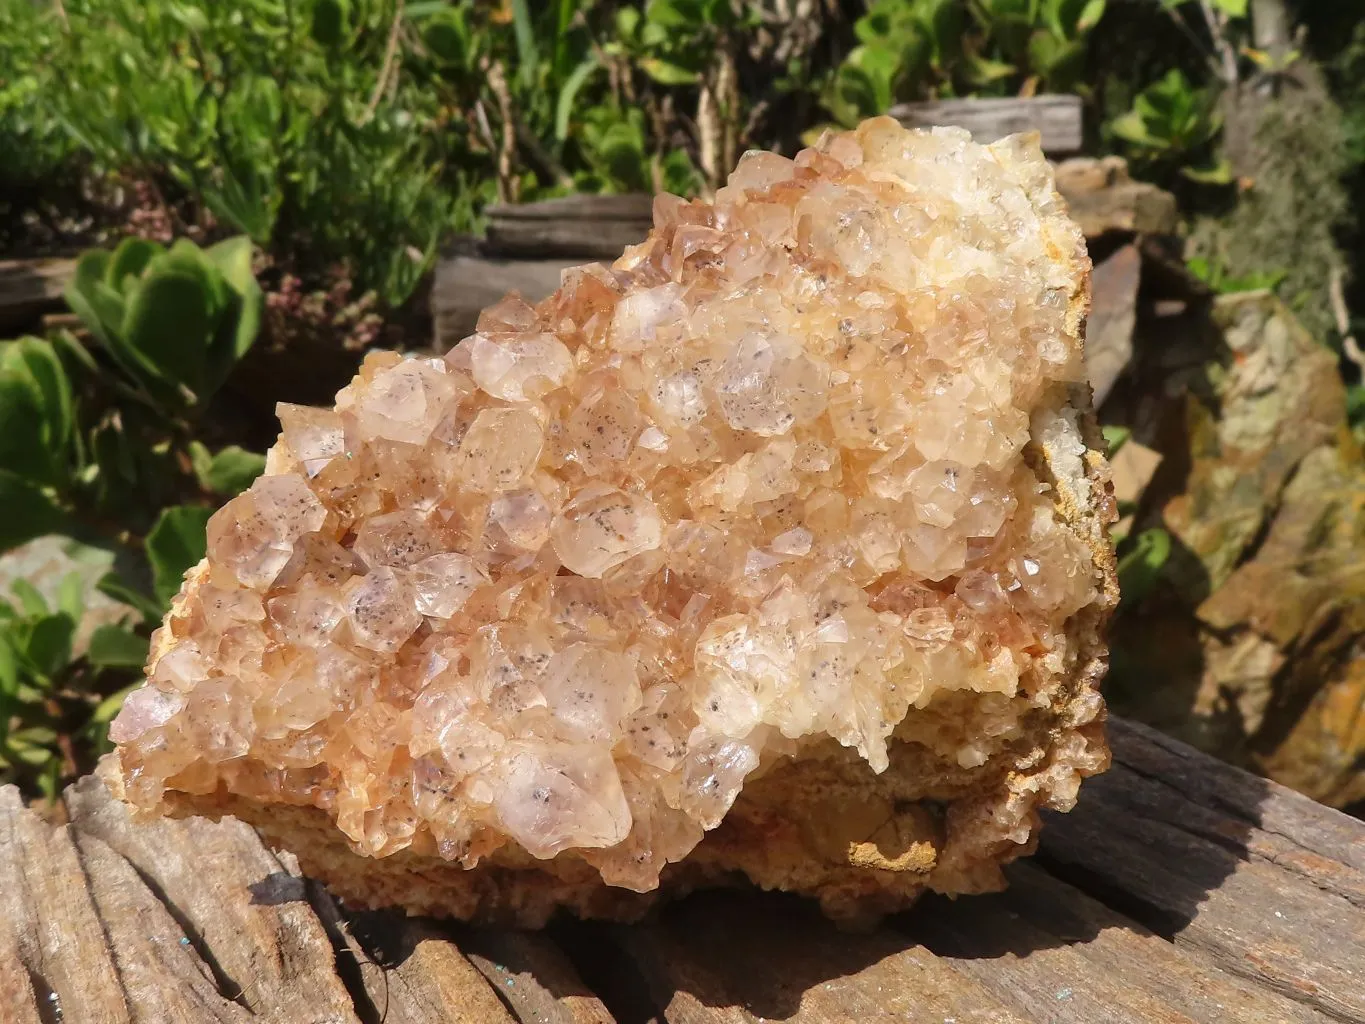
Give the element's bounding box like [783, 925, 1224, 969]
[64, 236, 262, 413]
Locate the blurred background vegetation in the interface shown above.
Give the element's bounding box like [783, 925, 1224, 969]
[0, 0, 1362, 810]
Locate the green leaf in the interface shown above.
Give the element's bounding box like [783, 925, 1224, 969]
[0, 363, 55, 483]
[95, 573, 163, 625]
[1, 337, 75, 470]
[510, 0, 538, 90]
[645, 0, 693, 29]
[145, 505, 213, 608]
[10, 579, 48, 617]
[105, 237, 161, 294]
[203, 236, 257, 306]
[640, 57, 700, 85]
[0, 635, 18, 699]
[51, 329, 100, 376]
[962, 52, 1017, 87]
[1028, 30, 1083, 79]
[1102, 424, 1131, 455]
[26, 613, 75, 679]
[1117, 528, 1171, 608]
[7, 732, 56, 767]
[615, 5, 641, 39]
[1076, 0, 1106, 31]
[55, 571, 84, 624]
[403, 0, 450, 17]
[64, 248, 121, 349]
[202, 237, 262, 396]
[423, 9, 471, 66]
[122, 268, 213, 401]
[1209, 0, 1247, 16]
[311, 0, 350, 46]
[189, 442, 266, 496]
[555, 57, 601, 141]
[87, 624, 150, 669]
[1180, 157, 1233, 185]
[0, 471, 68, 554]
[1108, 109, 1154, 147]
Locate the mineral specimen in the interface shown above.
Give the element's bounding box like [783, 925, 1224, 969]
[110, 117, 1117, 925]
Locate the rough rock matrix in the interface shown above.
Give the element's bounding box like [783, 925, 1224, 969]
[111, 117, 1117, 925]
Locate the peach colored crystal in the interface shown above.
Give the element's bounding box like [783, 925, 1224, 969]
[113, 118, 1112, 901]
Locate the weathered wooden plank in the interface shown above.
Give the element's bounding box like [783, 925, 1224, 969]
[918, 860, 1331, 1024]
[431, 252, 591, 351]
[619, 890, 1032, 1024]
[0, 256, 74, 332]
[0, 934, 44, 1024]
[890, 95, 1083, 153]
[72, 831, 254, 1023]
[65, 773, 363, 1023]
[461, 928, 618, 1024]
[1108, 716, 1365, 882]
[1040, 717, 1365, 1023]
[486, 195, 653, 259]
[487, 194, 656, 222]
[0, 787, 131, 1024]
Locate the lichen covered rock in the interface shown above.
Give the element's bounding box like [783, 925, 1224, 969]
[110, 118, 1116, 925]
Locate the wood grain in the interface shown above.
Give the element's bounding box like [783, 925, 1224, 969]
[485, 195, 654, 259]
[1040, 717, 1365, 1022]
[0, 256, 75, 333]
[890, 95, 1083, 153]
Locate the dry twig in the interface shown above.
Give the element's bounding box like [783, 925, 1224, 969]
[363, 0, 406, 124]
[1329, 263, 1364, 377]
[487, 61, 519, 203]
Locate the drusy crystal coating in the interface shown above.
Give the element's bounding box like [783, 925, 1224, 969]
[112, 118, 1114, 920]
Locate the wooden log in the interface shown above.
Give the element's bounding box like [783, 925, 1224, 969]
[890, 95, 1084, 153]
[4, 715, 1365, 1023]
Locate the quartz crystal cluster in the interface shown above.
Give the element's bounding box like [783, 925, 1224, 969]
[112, 117, 1115, 922]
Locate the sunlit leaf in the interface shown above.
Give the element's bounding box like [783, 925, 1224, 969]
[1102, 425, 1131, 455]
[87, 624, 150, 669]
[188, 442, 265, 496]
[555, 57, 600, 141]
[95, 572, 163, 625]
[1117, 528, 1171, 608]
[145, 505, 213, 608]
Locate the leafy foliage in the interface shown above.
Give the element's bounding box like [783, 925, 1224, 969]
[820, 0, 1108, 128]
[0, 570, 148, 799]
[0, 236, 268, 798]
[1186, 255, 1286, 294]
[65, 237, 262, 413]
[1107, 69, 1230, 184]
